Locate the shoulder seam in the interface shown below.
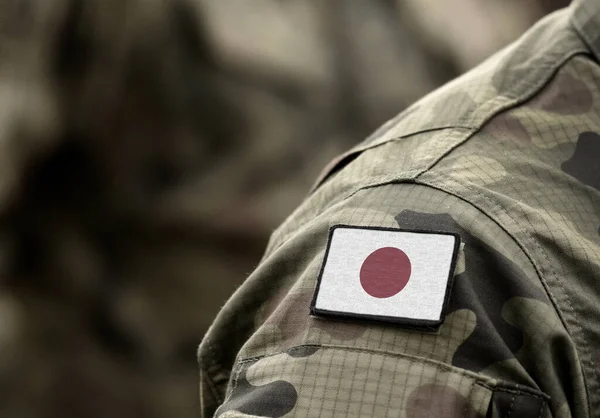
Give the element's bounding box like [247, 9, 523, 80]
[415, 174, 592, 414]
[312, 31, 589, 193]
[414, 176, 569, 334]
[416, 50, 590, 177]
[313, 177, 573, 345]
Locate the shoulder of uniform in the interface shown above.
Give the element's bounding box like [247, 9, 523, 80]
[313, 8, 587, 190]
[271, 8, 589, 258]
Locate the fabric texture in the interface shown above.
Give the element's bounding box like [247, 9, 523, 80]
[200, 1, 600, 417]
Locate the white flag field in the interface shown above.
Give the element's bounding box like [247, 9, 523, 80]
[311, 226, 460, 326]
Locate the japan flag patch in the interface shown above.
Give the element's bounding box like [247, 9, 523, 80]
[310, 225, 460, 329]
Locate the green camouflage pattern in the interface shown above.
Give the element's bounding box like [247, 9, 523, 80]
[200, 1, 600, 417]
[0, 0, 565, 416]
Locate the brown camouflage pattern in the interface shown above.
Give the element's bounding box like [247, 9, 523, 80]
[200, 1, 600, 417]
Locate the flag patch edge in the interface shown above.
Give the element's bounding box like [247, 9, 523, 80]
[309, 224, 461, 331]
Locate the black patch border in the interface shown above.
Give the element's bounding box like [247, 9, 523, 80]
[310, 225, 461, 331]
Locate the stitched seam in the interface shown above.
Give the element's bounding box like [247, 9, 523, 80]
[464, 381, 474, 417]
[310, 176, 568, 340]
[416, 49, 589, 178]
[418, 177, 571, 335]
[506, 394, 516, 418]
[236, 343, 550, 400]
[316, 35, 587, 194]
[537, 399, 546, 418]
[417, 174, 593, 412]
[421, 176, 566, 319]
[268, 174, 413, 256]
[238, 344, 486, 383]
[283, 176, 577, 371]
[273, 178, 570, 400]
[490, 387, 548, 401]
[226, 363, 244, 403]
[296, 53, 590, 258]
[491, 382, 550, 399]
[311, 34, 587, 196]
[256, 178, 565, 402]
[309, 126, 473, 193]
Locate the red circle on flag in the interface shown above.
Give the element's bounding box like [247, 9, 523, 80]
[359, 247, 411, 298]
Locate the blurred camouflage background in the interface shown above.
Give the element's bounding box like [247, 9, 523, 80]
[0, 0, 569, 417]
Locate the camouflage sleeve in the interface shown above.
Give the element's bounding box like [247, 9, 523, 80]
[199, 180, 576, 417]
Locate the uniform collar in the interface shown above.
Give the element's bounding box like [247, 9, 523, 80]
[571, 0, 600, 61]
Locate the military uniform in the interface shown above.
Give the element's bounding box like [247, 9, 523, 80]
[200, 1, 600, 416]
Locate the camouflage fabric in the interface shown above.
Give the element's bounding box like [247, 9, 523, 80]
[200, 1, 600, 417]
[0, 0, 566, 417]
